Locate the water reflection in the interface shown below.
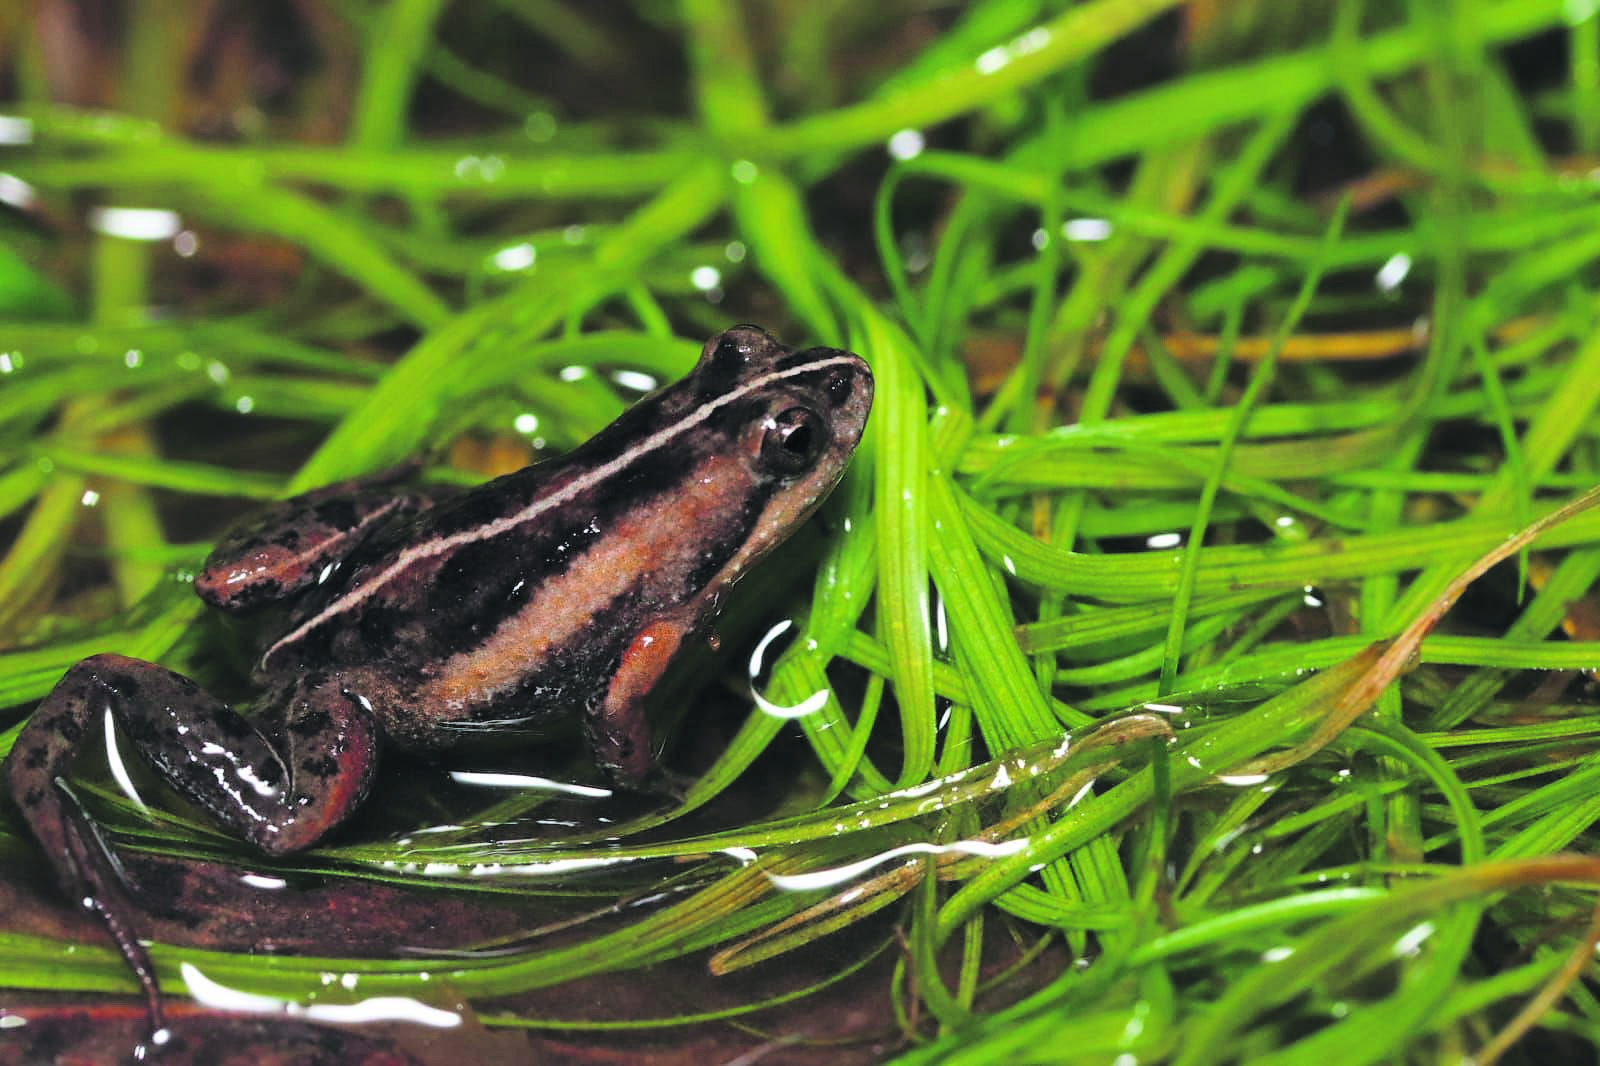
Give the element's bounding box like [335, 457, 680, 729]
[747, 618, 830, 719]
[0, 173, 35, 208]
[747, 619, 792, 677]
[447, 770, 612, 798]
[103, 707, 150, 815]
[238, 873, 288, 891]
[180, 963, 461, 1028]
[754, 687, 829, 720]
[767, 838, 1029, 892]
[0, 115, 33, 142]
[88, 206, 182, 241]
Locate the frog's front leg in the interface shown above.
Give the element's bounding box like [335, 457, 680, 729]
[587, 619, 686, 786]
[194, 469, 432, 612]
[6, 655, 382, 1030]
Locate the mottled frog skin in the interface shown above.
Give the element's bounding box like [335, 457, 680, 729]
[4, 325, 872, 1037]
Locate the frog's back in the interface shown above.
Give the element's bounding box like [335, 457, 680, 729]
[258, 325, 872, 752]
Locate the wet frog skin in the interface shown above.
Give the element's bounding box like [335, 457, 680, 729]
[5, 325, 872, 1038]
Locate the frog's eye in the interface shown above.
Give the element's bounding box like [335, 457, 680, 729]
[760, 407, 828, 477]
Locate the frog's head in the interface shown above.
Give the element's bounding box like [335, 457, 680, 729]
[696, 323, 872, 477]
[679, 324, 873, 599]
[697, 323, 872, 498]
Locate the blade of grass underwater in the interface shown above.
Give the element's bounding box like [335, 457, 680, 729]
[925, 476, 1064, 753]
[364, 729, 1091, 870]
[138, 727, 1156, 1004]
[935, 644, 1388, 939]
[926, 466, 1132, 936]
[483, 935, 889, 1030]
[120, 789, 1046, 1006]
[1425, 547, 1600, 730]
[1020, 0, 1565, 172]
[788, 469, 897, 799]
[1173, 861, 1600, 1066]
[1265, 486, 1600, 772]
[963, 426, 1402, 493]
[683, 0, 840, 342]
[0, 463, 47, 526]
[17, 137, 701, 200]
[1017, 588, 1288, 654]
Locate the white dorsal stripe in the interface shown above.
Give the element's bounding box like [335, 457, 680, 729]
[263, 352, 861, 666]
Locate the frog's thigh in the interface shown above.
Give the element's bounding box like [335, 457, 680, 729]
[589, 619, 684, 783]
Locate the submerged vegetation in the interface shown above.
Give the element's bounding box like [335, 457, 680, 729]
[4, 0, 1600, 1061]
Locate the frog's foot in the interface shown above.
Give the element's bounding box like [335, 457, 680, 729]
[636, 765, 696, 804]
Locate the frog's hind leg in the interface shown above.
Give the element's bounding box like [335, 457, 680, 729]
[7, 655, 183, 1039]
[101, 663, 384, 857]
[6, 655, 382, 1037]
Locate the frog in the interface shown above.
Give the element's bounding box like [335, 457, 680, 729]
[4, 324, 873, 1040]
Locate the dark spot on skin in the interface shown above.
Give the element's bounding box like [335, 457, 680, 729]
[214, 710, 255, 739]
[289, 708, 333, 739]
[118, 714, 160, 747]
[702, 396, 766, 440]
[232, 578, 285, 607]
[114, 677, 142, 701]
[55, 717, 84, 744]
[354, 605, 412, 649]
[22, 744, 49, 770]
[311, 498, 364, 533]
[22, 786, 44, 806]
[299, 755, 340, 780]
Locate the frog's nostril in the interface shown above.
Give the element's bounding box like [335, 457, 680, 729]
[824, 367, 853, 405]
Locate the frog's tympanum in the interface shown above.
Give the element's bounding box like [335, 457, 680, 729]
[5, 325, 873, 1037]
